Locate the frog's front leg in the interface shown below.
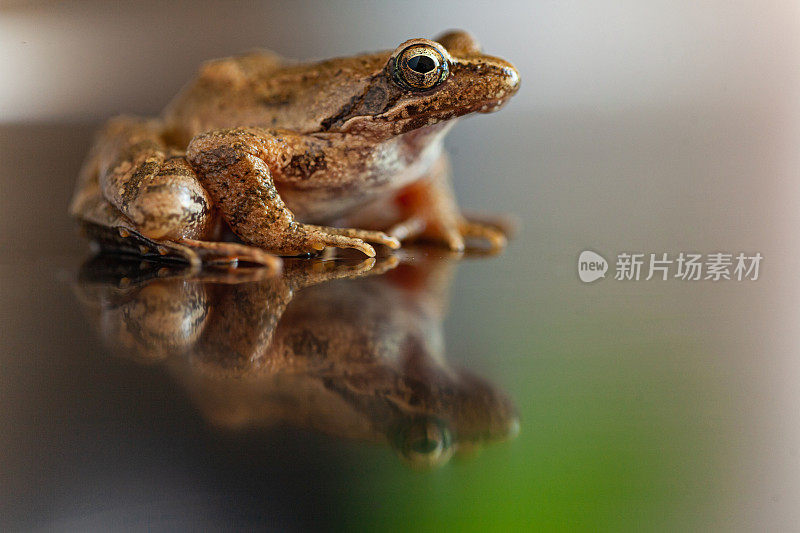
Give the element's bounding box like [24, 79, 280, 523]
[388, 156, 508, 252]
[186, 128, 399, 257]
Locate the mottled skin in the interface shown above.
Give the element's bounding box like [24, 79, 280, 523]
[74, 253, 519, 469]
[70, 30, 520, 267]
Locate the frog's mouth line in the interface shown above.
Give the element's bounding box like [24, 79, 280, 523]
[475, 98, 507, 114]
[395, 97, 509, 121]
[339, 97, 510, 134]
[389, 98, 509, 132]
[429, 97, 509, 119]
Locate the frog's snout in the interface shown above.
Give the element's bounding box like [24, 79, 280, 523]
[470, 57, 520, 114]
[502, 65, 520, 93]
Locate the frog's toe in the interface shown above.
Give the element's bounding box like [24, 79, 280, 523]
[442, 227, 466, 253]
[340, 229, 399, 250]
[177, 238, 283, 271]
[304, 224, 400, 250]
[387, 217, 426, 242]
[458, 219, 508, 252]
[388, 216, 466, 251]
[309, 231, 376, 257]
[374, 232, 402, 250]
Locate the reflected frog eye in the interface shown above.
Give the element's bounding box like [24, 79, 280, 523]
[393, 44, 449, 91]
[391, 417, 454, 469]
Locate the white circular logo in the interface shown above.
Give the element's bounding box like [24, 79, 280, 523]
[578, 250, 608, 283]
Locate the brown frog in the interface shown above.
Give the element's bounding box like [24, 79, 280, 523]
[70, 30, 520, 268]
[74, 252, 519, 469]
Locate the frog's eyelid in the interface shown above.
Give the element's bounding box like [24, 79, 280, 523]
[390, 38, 450, 60]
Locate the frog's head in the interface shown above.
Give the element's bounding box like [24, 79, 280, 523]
[320, 30, 520, 139]
[388, 365, 520, 470]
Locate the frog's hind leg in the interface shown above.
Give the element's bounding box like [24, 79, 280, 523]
[70, 122, 203, 267]
[74, 182, 280, 270]
[78, 200, 281, 271]
[74, 116, 281, 269]
[92, 116, 215, 242]
[76, 193, 204, 269]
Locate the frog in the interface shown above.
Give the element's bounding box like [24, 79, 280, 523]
[74, 251, 519, 469]
[70, 30, 520, 268]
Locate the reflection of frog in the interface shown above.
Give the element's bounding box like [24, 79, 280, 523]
[70, 30, 520, 268]
[75, 252, 518, 469]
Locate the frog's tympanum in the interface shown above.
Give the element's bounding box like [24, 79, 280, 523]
[74, 253, 518, 469]
[70, 31, 520, 268]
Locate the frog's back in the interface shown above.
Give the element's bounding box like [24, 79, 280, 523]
[163, 50, 285, 145]
[162, 50, 387, 146]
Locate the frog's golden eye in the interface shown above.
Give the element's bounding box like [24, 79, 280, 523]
[393, 44, 449, 91]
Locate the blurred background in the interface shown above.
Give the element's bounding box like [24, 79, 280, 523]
[2, 1, 800, 531]
[1, 1, 798, 119]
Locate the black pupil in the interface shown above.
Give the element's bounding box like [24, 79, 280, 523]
[407, 55, 436, 73]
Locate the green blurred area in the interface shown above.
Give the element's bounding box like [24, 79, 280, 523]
[328, 250, 760, 531]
